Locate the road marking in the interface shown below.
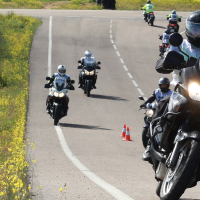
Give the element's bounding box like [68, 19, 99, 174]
[66, 16, 80, 18]
[180, 30, 185, 34]
[120, 58, 124, 64]
[110, 29, 112, 34]
[137, 88, 144, 96]
[132, 80, 138, 87]
[111, 39, 114, 43]
[48, 16, 52, 77]
[116, 51, 120, 56]
[144, 97, 148, 101]
[110, 35, 112, 38]
[110, 20, 112, 23]
[123, 65, 128, 71]
[127, 73, 133, 79]
[113, 45, 117, 50]
[55, 126, 134, 200]
[48, 16, 134, 200]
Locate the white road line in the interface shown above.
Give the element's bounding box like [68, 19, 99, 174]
[48, 16, 134, 200]
[113, 45, 117, 50]
[137, 88, 144, 96]
[144, 97, 148, 101]
[180, 30, 185, 35]
[127, 73, 133, 79]
[48, 16, 52, 77]
[110, 20, 112, 23]
[132, 80, 138, 87]
[120, 58, 124, 64]
[110, 30, 112, 34]
[116, 51, 120, 56]
[123, 65, 128, 71]
[110, 35, 112, 38]
[55, 126, 134, 200]
[111, 39, 114, 43]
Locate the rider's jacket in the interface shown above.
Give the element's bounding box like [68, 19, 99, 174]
[162, 33, 171, 44]
[142, 4, 155, 13]
[51, 73, 71, 83]
[167, 14, 181, 20]
[145, 88, 173, 104]
[80, 57, 96, 66]
[169, 39, 200, 85]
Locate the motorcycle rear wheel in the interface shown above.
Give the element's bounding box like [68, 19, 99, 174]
[54, 106, 61, 125]
[160, 139, 200, 200]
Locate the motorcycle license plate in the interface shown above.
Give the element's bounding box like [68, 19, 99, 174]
[150, 15, 154, 17]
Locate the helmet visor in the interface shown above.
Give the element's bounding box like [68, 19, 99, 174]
[59, 69, 66, 73]
[186, 21, 200, 38]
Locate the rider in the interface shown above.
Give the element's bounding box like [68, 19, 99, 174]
[143, 10, 200, 162]
[46, 65, 72, 115]
[159, 29, 171, 56]
[167, 10, 181, 32]
[78, 50, 97, 89]
[141, 0, 155, 22]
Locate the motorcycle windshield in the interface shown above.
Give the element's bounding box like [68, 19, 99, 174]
[54, 77, 66, 91]
[181, 60, 200, 89]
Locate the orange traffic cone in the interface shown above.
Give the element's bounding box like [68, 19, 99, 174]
[120, 124, 126, 137]
[123, 127, 132, 141]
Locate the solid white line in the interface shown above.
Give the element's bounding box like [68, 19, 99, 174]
[111, 39, 114, 43]
[48, 16, 52, 77]
[55, 126, 134, 200]
[123, 65, 128, 71]
[120, 58, 124, 64]
[137, 88, 144, 96]
[110, 35, 112, 38]
[116, 51, 120, 56]
[113, 45, 117, 50]
[132, 80, 138, 87]
[127, 73, 133, 79]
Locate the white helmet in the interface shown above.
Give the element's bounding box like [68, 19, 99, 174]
[57, 65, 66, 76]
[84, 50, 92, 59]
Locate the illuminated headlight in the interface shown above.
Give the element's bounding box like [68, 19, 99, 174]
[54, 91, 59, 97]
[146, 109, 154, 117]
[188, 82, 200, 101]
[59, 92, 65, 97]
[85, 70, 90, 75]
[90, 70, 94, 75]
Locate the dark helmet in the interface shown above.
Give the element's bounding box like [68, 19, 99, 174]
[172, 10, 176, 14]
[165, 29, 170, 34]
[185, 11, 200, 47]
[147, 0, 151, 4]
[159, 77, 170, 93]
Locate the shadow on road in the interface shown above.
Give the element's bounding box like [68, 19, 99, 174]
[180, 199, 200, 200]
[90, 94, 128, 101]
[60, 123, 112, 131]
[152, 25, 166, 29]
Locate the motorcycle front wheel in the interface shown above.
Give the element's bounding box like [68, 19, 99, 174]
[160, 139, 200, 200]
[142, 127, 148, 148]
[86, 82, 91, 97]
[54, 105, 61, 125]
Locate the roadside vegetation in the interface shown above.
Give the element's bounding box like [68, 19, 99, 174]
[0, 12, 41, 199]
[0, 0, 199, 11]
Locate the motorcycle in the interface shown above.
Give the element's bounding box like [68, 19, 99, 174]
[158, 34, 170, 57]
[44, 76, 75, 125]
[141, 5, 155, 26]
[77, 60, 101, 97]
[148, 33, 200, 200]
[139, 96, 157, 148]
[166, 14, 182, 33]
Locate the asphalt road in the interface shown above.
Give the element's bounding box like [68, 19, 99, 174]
[1, 9, 199, 200]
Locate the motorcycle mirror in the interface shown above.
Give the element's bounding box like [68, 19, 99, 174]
[44, 83, 51, 88]
[78, 60, 81, 63]
[77, 65, 83, 69]
[138, 96, 144, 101]
[169, 33, 183, 47]
[46, 77, 51, 80]
[97, 61, 101, 65]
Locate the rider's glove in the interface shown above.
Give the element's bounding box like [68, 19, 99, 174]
[140, 103, 146, 109]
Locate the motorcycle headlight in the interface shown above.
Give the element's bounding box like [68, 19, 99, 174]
[90, 70, 94, 75]
[54, 91, 59, 97]
[146, 109, 154, 117]
[59, 92, 65, 97]
[188, 82, 200, 101]
[85, 70, 90, 75]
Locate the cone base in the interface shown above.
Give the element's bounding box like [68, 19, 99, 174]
[123, 138, 132, 141]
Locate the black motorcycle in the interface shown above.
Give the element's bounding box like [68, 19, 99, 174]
[77, 60, 101, 97]
[44, 77, 75, 125]
[139, 96, 157, 148]
[148, 33, 200, 200]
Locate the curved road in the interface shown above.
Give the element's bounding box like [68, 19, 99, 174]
[1, 9, 199, 200]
